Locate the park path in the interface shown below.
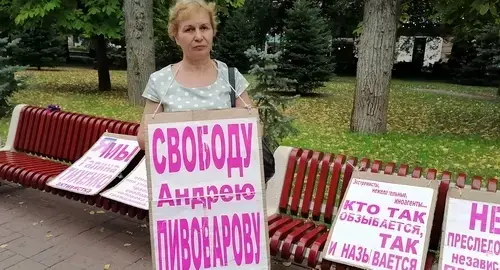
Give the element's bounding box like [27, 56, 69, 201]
[413, 88, 500, 102]
[0, 182, 301, 270]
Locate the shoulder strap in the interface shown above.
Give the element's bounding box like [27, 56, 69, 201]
[229, 67, 236, 107]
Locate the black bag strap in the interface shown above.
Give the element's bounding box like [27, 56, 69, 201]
[229, 67, 236, 107]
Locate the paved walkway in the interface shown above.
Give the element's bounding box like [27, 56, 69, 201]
[414, 88, 500, 102]
[0, 183, 302, 270]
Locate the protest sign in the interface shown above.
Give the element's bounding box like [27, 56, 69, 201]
[100, 157, 149, 210]
[143, 108, 270, 270]
[323, 171, 439, 270]
[438, 186, 500, 270]
[47, 133, 140, 195]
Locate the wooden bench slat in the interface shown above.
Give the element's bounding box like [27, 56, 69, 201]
[20, 107, 39, 152]
[488, 177, 498, 191]
[69, 115, 88, 161]
[300, 151, 324, 218]
[270, 219, 304, 255]
[293, 224, 327, 264]
[384, 161, 395, 174]
[338, 156, 357, 209]
[280, 221, 315, 259]
[278, 148, 302, 213]
[13, 106, 29, 150]
[308, 231, 330, 267]
[323, 155, 344, 223]
[289, 150, 313, 215]
[311, 154, 335, 220]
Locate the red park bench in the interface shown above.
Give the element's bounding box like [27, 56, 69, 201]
[0, 104, 147, 219]
[0, 104, 498, 269]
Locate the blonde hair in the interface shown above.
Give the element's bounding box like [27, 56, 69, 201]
[168, 0, 218, 41]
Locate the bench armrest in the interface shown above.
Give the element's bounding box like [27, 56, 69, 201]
[265, 146, 293, 217]
[0, 104, 27, 152]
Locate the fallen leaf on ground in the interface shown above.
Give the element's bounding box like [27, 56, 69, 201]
[96, 210, 105, 214]
[140, 224, 147, 228]
[104, 264, 110, 270]
[18, 202, 24, 205]
[124, 243, 131, 247]
[89, 211, 96, 215]
[0, 244, 7, 248]
[282, 261, 292, 266]
[46, 233, 53, 238]
[126, 231, 133, 235]
[32, 222, 38, 226]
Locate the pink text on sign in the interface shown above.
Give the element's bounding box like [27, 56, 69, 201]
[446, 232, 500, 255]
[156, 183, 255, 210]
[469, 202, 500, 234]
[342, 200, 427, 224]
[92, 137, 139, 162]
[152, 123, 254, 178]
[156, 213, 261, 269]
[327, 241, 418, 270]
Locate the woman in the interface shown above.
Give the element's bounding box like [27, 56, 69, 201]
[137, 0, 253, 150]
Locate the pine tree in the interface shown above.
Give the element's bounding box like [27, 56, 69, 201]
[244, 46, 298, 151]
[279, 0, 333, 94]
[11, 25, 66, 70]
[0, 35, 24, 117]
[213, 8, 256, 73]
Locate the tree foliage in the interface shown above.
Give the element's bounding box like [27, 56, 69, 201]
[11, 25, 67, 70]
[279, 0, 333, 94]
[0, 36, 25, 117]
[213, 7, 255, 73]
[11, 0, 124, 39]
[244, 46, 297, 150]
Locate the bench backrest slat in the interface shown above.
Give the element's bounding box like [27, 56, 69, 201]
[289, 150, 313, 215]
[322, 155, 345, 224]
[21, 107, 36, 152]
[300, 152, 324, 218]
[309, 154, 332, 219]
[279, 148, 303, 213]
[13, 106, 139, 163]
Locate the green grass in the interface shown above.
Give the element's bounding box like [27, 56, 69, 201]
[4, 67, 500, 183]
[332, 76, 499, 97]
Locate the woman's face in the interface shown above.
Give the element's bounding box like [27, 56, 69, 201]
[175, 11, 214, 60]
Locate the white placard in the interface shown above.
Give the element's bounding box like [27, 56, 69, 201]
[439, 197, 500, 270]
[323, 172, 438, 270]
[100, 158, 148, 210]
[47, 133, 140, 195]
[144, 110, 270, 270]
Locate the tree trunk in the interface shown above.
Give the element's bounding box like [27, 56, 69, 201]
[124, 0, 155, 107]
[94, 35, 112, 91]
[349, 0, 401, 133]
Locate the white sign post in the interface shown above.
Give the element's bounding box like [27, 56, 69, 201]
[143, 108, 270, 270]
[100, 157, 149, 210]
[323, 171, 439, 270]
[438, 186, 500, 270]
[47, 133, 140, 195]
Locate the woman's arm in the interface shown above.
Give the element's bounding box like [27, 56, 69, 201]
[235, 90, 254, 108]
[137, 100, 163, 150]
